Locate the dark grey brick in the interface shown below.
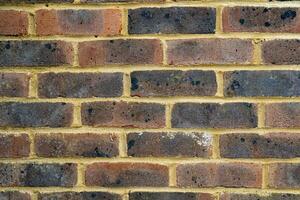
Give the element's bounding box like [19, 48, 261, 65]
[38, 192, 121, 200]
[221, 193, 300, 200]
[129, 192, 214, 200]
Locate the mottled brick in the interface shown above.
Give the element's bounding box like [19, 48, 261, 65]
[0, 163, 77, 187]
[128, 7, 216, 34]
[36, 9, 122, 36]
[265, 103, 300, 128]
[177, 163, 262, 188]
[0, 191, 31, 200]
[220, 193, 300, 200]
[0, 0, 73, 3]
[130, 70, 217, 97]
[172, 103, 257, 128]
[0, 102, 73, 127]
[0, 134, 30, 158]
[262, 39, 300, 65]
[38, 72, 123, 98]
[223, 7, 300, 32]
[85, 163, 169, 187]
[82, 101, 165, 128]
[127, 132, 213, 157]
[78, 39, 163, 66]
[0, 73, 30, 97]
[0, 10, 28, 36]
[81, 0, 162, 3]
[129, 192, 214, 200]
[224, 71, 300, 97]
[38, 192, 121, 200]
[269, 163, 300, 188]
[167, 39, 253, 65]
[0, 41, 73, 67]
[35, 133, 119, 157]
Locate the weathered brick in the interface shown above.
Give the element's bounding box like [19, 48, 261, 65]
[223, 7, 300, 32]
[80, 0, 163, 3]
[177, 163, 262, 188]
[38, 192, 121, 200]
[172, 103, 257, 128]
[0, 73, 30, 97]
[262, 40, 300, 65]
[0, 102, 73, 127]
[35, 133, 119, 157]
[0, 0, 73, 3]
[220, 193, 300, 200]
[224, 71, 300, 97]
[0, 163, 77, 187]
[0, 10, 28, 36]
[167, 39, 253, 65]
[0, 134, 30, 158]
[129, 192, 214, 200]
[0, 191, 31, 200]
[269, 163, 300, 188]
[220, 133, 300, 158]
[85, 162, 169, 187]
[130, 70, 217, 97]
[82, 101, 165, 128]
[128, 7, 216, 34]
[265, 103, 300, 128]
[78, 39, 163, 66]
[36, 9, 122, 36]
[38, 72, 123, 98]
[0, 41, 73, 67]
[127, 132, 213, 157]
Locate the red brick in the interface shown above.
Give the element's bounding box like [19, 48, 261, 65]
[0, 191, 31, 200]
[177, 163, 262, 188]
[36, 9, 122, 36]
[269, 163, 300, 188]
[78, 39, 163, 66]
[0, 73, 30, 97]
[0, 134, 30, 158]
[85, 162, 169, 187]
[0, 10, 28, 36]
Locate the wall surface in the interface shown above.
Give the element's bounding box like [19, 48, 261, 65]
[0, 0, 300, 199]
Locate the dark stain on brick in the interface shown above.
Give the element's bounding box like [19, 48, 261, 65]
[281, 10, 297, 20]
[131, 77, 139, 91]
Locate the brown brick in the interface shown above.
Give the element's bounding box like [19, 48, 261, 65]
[129, 192, 214, 200]
[265, 103, 300, 128]
[262, 39, 300, 65]
[127, 132, 213, 157]
[0, 10, 28, 36]
[130, 70, 217, 97]
[0, 134, 30, 158]
[38, 192, 121, 200]
[269, 163, 300, 188]
[223, 7, 300, 32]
[167, 39, 253, 65]
[177, 163, 262, 188]
[85, 162, 169, 187]
[0, 102, 73, 127]
[220, 133, 300, 158]
[82, 101, 165, 128]
[172, 103, 257, 128]
[0, 163, 77, 187]
[35, 133, 119, 158]
[0, 0, 73, 3]
[220, 193, 300, 200]
[0, 191, 31, 200]
[36, 9, 122, 36]
[0, 41, 73, 67]
[0, 73, 30, 97]
[78, 39, 163, 66]
[38, 72, 123, 98]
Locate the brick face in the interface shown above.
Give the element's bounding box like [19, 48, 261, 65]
[38, 192, 121, 200]
[269, 163, 300, 188]
[0, 10, 28, 36]
[129, 192, 215, 200]
[0, 191, 31, 200]
[220, 193, 300, 200]
[0, 134, 30, 158]
[0, 73, 30, 97]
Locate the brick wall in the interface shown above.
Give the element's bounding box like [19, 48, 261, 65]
[0, 0, 300, 199]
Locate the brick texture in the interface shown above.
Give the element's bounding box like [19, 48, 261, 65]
[129, 192, 215, 200]
[38, 192, 121, 200]
[0, 134, 30, 158]
[0, 191, 31, 200]
[269, 163, 300, 188]
[0, 10, 28, 36]
[0, 73, 30, 97]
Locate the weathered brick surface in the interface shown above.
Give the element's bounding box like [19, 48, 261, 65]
[85, 163, 169, 187]
[0, 134, 30, 158]
[82, 101, 165, 128]
[81, 0, 163, 3]
[0, 163, 77, 187]
[0, 191, 31, 200]
[38, 72, 123, 98]
[220, 193, 300, 200]
[78, 39, 163, 66]
[35, 133, 119, 157]
[38, 192, 121, 200]
[127, 132, 213, 157]
[0, 41, 73, 67]
[177, 163, 262, 188]
[223, 7, 300, 32]
[172, 103, 257, 128]
[269, 163, 300, 188]
[130, 70, 217, 97]
[0, 73, 30, 97]
[0, 102, 73, 127]
[129, 192, 215, 200]
[128, 7, 216, 34]
[167, 39, 254, 65]
[36, 9, 122, 36]
[265, 103, 300, 128]
[0, 10, 28, 36]
[0, 0, 73, 3]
